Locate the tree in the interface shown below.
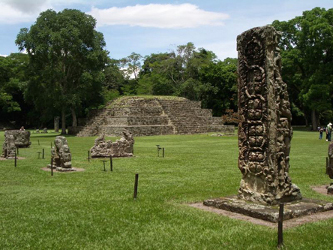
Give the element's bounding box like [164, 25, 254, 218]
[137, 43, 237, 116]
[0, 53, 30, 126]
[16, 9, 108, 134]
[120, 52, 143, 80]
[272, 7, 333, 129]
[199, 58, 238, 116]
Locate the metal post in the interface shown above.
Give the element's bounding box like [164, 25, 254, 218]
[88, 150, 90, 162]
[103, 160, 106, 171]
[14, 151, 17, 167]
[110, 155, 113, 171]
[51, 157, 53, 176]
[278, 203, 284, 248]
[42, 148, 45, 159]
[163, 148, 165, 158]
[133, 173, 139, 199]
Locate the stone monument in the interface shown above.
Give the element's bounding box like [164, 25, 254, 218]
[237, 25, 302, 205]
[54, 116, 60, 133]
[4, 130, 31, 148]
[90, 130, 134, 158]
[1, 133, 16, 159]
[50, 136, 73, 171]
[326, 142, 333, 194]
[203, 26, 333, 223]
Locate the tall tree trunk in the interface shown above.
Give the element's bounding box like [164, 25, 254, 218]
[71, 107, 77, 127]
[311, 109, 318, 131]
[303, 109, 308, 127]
[61, 107, 66, 135]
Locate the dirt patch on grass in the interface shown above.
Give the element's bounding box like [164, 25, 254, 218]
[311, 185, 333, 195]
[0, 157, 25, 160]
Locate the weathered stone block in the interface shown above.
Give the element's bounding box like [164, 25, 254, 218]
[50, 136, 73, 171]
[90, 130, 134, 157]
[4, 130, 31, 148]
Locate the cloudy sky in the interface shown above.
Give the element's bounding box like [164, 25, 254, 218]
[0, 0, 332, 60]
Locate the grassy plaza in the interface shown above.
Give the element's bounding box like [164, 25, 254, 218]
[1, 130, 333, 249]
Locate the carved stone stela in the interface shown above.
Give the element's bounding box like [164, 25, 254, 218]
[50, 136, 73, 171]
[237, 26, 302, 204]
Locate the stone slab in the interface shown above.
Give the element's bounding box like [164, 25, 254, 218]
[41, 167, 85, 172]
[189, 203, 333, 228]
[203, 196, 333, 223]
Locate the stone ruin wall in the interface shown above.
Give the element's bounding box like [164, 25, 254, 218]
[237, 26, 302, 205]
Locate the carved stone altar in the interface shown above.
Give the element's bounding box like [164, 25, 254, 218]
[4, 130, 31, 148]
[1, 130, 31, 159]
[90, 130, 134, 158]
[236, 25, 302, 205]
[50, 136, 73, 171]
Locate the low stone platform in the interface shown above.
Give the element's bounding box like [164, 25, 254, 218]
[41, 167, 85, 172]
[203, 196, 333, 223]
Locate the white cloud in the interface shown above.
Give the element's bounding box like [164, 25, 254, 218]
[88, 3, 229, 28]
[0, 0, 52, 24]
[2, 0, 49, 14]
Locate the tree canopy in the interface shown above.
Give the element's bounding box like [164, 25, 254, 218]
[0, 53, 30, 126]
[136, 43, 237, 116]
[16, 9, 108, 133]
[272, 7, 333, 129]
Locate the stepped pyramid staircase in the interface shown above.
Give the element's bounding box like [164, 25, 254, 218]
[74, 96, 234, 137]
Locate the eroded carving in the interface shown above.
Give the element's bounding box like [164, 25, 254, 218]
[90, 130, 134, 158]
[50, 136, 73, 171]
[1, 133, 16, 159]
[237, 25, 302, 205]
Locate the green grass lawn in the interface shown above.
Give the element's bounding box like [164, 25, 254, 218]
[1, 130, 333, 249]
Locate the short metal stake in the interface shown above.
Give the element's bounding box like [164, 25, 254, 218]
[51, 158, 53, 176]
[102, 160, 107, 171]
[88, 150, 90, 162]
[156, 145, 160, 157]
[42, 149, 45, 159]
[133, 173, 139, 199]
[14, 151, 17, 167]
[110, 155, 113, 171]
[278, 203, 284, 248]
[162, 148, 165, 158]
